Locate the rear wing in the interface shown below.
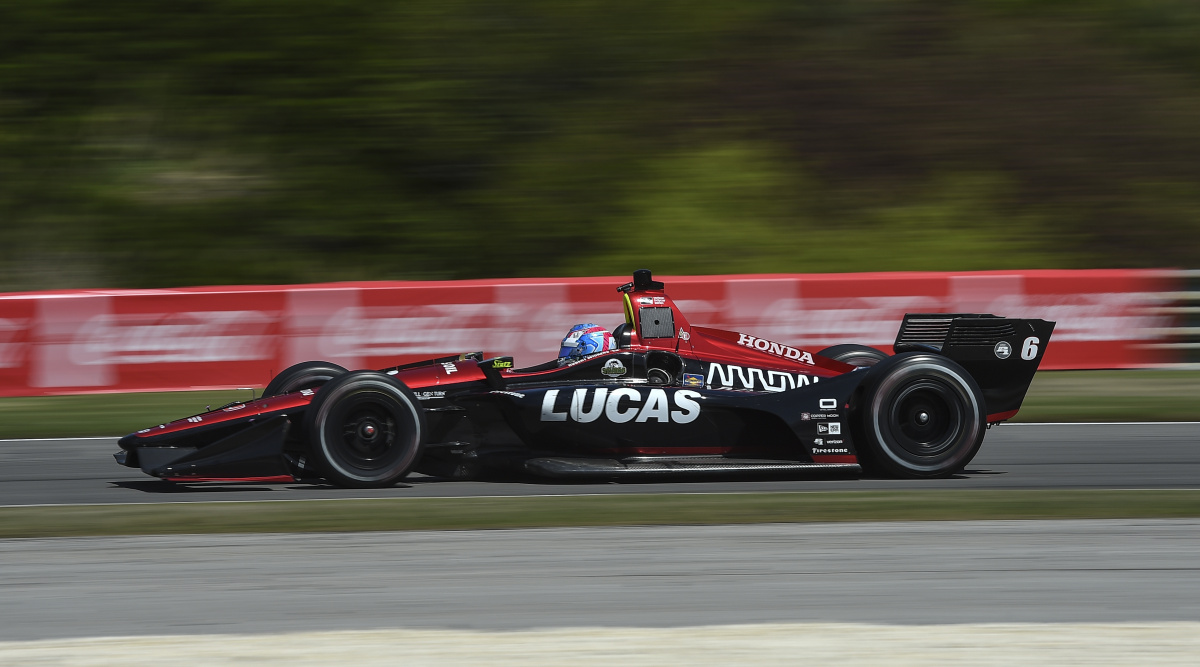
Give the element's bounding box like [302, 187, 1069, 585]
[894, 313, 1056, 421]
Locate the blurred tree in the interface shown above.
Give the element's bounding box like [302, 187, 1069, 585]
[0, 0, 1198, 290]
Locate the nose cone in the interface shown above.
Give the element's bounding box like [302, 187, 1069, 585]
[118, 432, 142, 450]
[119, 427, 160, 450]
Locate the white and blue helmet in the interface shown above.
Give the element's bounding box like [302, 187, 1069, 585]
[558, 323, 617, 363]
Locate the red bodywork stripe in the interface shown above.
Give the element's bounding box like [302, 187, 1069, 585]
[810, 454, 859, 464]
[163, 475, 296, 483]
[987, 409, 1019, 422]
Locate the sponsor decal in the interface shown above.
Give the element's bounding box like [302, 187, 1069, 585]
[801, 413, 811, 421]
[817, 422, 842, 435]
[187, 416, 202, 423]
[707, 363, 818, 393]
[601, 358, 627, 377]
[819, 398, 837, 410]
[813, 438, 848, 453]
[137, 428, 152, 434]
[994, 341, 1012, 359]
[678, 328, 690, 341]
[300, 388, 315, 396]
[73, 310, 274, 365]
[682, 373, 704, 388]
[736, 333, 814, 365]
[223, 403, 247, 412]
[492, 360, 513, 369]
[540, 388, 702, 424]
[441, 362, 459, 374]
[415, 391, 446, 401]
[489, 390, 526, 398]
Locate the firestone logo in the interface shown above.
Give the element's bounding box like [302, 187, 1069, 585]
[736, 333, 814, 365]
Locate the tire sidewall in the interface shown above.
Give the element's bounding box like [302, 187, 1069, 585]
[818, 344, 889, 368]
[857, 353, 985, 477]
[304, 372, 425, 487]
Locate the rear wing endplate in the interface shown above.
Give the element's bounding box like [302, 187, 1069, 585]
[894, 313, 1056, 420]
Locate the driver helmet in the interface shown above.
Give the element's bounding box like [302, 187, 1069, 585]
[558, 323, 617, 364]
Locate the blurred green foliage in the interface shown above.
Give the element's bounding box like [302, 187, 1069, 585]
[2, 0, 1200, 290]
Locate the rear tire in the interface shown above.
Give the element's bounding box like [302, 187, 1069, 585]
[263, 361, 348, 397]
[303, 371, 426, 488]
[818, 344, 889, 368]
[853, 353, 985, 478]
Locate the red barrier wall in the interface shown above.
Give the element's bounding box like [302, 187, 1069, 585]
[0, 270, 1177, 397]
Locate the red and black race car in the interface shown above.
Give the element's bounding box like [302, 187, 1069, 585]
[116, 270, 1055, 487]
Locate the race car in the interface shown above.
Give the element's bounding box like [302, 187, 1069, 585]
[116, 270, 1055, 487]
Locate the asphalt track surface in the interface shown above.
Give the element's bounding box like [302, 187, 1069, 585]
[1, 422, 1198, 506]
[3, 520, 1200, 641]
[3, 424, 1200, 643]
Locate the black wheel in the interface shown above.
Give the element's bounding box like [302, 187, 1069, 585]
[818, 344, 889, 368]
[303, 371, 426, 488]
[263, 361, 348, 397]
[853, 353, 985, 478]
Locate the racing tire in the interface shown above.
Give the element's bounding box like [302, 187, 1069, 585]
[263, 361, 348, 398]
[818, 344, 889, 368]
[852, 352, 985, 478]
[303, 371, 426, 488]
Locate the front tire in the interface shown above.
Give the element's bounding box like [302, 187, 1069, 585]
[853, 353, 985, 478]
[263, 361, 348, 397]
[303, 371, 426, 488]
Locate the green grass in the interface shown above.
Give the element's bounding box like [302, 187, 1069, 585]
[3, 490, 1199, 538]
[1012, 370, 1200, 423]
[0, 370, 1196, 440]
[0, 389, 254, 439]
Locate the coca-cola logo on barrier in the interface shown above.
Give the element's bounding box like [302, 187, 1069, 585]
[317, 303, 616, 360]
[0, 318, 26, 369]
[680, 295, 946, 348]
[70, 310, 276, 365]
[684, 293, 1168, 349]
[980, 293, 1168, 342]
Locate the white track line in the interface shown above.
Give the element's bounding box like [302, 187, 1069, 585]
[4, 487, 1200, 510]
[4, 623, 1200, 665]
[0, 436, 118, 442]
[1000, 422, 1200, 426]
